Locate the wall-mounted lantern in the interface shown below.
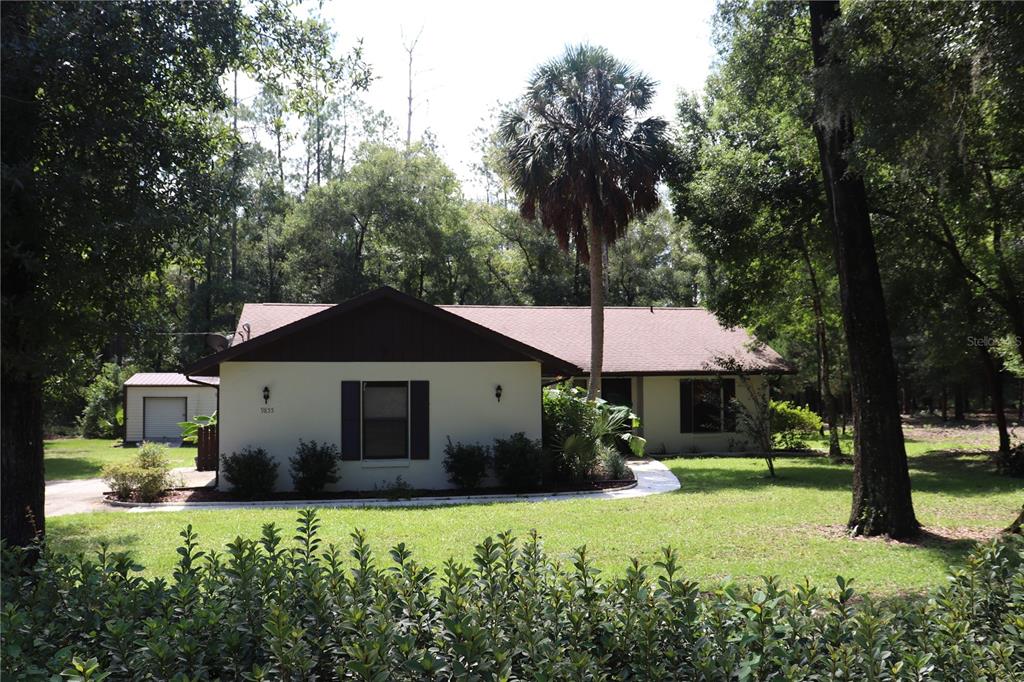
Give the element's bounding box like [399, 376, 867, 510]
[495, 384, 503, 402]
[262, 386, 270, 404]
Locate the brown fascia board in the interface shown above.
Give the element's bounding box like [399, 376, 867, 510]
[591, 367, 797, 377]
[183, 286, 581, 377]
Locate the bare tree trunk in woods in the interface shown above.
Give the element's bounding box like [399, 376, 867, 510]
[809, 0, 917, 538]
[941, 386, 948, 421]
[586, 219, 605, 400]
[1018, 379, 1023, 423]
[403, 28, 422, 149]
[979, 348, 1011, 455]
[276, 126, 284, 186]
[798, 227, 842, 459]
[230, 71, 239, 282]
[315, 101, 322, 187]
[955, 385, 966, 421]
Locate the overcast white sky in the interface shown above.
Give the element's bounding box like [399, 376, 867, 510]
[287, 0, 718, 194]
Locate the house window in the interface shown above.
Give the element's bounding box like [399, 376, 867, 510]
[680, 378, 737, 433]
[601, 377, 633, 407]
[362, 381, 408, 459]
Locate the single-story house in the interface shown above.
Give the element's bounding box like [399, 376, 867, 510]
[123, 373, 219, 443]
[184, 287, 791, 491]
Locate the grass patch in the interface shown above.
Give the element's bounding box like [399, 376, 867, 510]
[47, 447, 1020, 593]
[45, 439, 196, 481]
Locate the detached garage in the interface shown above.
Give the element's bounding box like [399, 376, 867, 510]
[123, 373, 218, 444]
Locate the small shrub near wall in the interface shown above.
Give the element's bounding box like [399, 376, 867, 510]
[102, 441, 172, 502]
[289, 440, 340, 494]
[442, 437, 490, 489]
[3, 511, 1022, 680]
[222, 446, 279, 499]
[492, 432, 547, 490]
[770, 400, 823, 450]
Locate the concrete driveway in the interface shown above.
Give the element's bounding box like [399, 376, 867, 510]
[45, 468, 215, 517]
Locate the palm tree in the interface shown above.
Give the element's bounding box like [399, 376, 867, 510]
[499, 45, 670, 399]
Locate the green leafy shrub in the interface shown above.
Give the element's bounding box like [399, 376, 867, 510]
[102, 463, 138, 500]
[289, 439, 340, 494]
[222, 447, 279, 499]
[442, 437, 489, 489]
[770, 400, 824, 450]
[600, 446, 629, 480]
[178, 411, 217, 444]
[77, 362, 136, 438]
[101, 442, 173, 502]
[543, 384, 645, 483]
[2, 511, 1022, 680]
[492, 432, 547, 490]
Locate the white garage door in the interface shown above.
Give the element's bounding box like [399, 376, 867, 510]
[144, 397, 187, 441]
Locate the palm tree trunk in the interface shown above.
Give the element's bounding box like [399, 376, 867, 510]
[587, 220, 604, 400]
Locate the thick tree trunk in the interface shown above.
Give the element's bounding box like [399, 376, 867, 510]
[809, 0, 918, 538]
[2, 1, 46, 546]
[1, 369, 45, 545]
[954, 384, 966, 421]
[979, 348, 1010, 455]
[586, 220, 605, 400]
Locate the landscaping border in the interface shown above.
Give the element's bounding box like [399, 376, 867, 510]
[100, 460, 684, 512]
[105, 479, 638, 510]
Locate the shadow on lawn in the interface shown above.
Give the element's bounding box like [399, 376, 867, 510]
[47, 532, 144, 559]
[669, 449, 1017, 497]
[44, 457, 104, 480]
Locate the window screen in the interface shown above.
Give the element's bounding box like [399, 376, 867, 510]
[692, 380, 722, 433]
[362, 382, 408, 459]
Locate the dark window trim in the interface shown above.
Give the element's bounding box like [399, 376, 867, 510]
[361, 381, 410, 460]
[680, 377, 739, 434]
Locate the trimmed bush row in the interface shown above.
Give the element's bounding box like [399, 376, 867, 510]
[2, 512, 1022, 680]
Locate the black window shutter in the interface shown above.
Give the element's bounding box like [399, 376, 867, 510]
[680, 380, 694, 433]
[341, 381, 361, 460]
[722, 378, 737, 432]
[410, 381, 429, 459]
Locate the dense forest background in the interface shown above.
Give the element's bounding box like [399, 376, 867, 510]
[18, 1, 1020, 437]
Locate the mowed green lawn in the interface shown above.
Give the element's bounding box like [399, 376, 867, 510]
[45, 439, 196, 480]
[47, 444, 1021, 594]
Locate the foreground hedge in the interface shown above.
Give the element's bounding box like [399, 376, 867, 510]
[2, 512, 1022, 680]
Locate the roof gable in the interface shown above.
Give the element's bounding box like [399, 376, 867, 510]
[184, 287, 579, 376]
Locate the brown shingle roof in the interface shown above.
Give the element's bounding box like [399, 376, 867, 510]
[232, 303, 332, 345]
[441, 306, 790, 375]
[228, 300, 790, 375]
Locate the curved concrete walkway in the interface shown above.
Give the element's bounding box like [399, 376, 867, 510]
[47, 460, 680, 516]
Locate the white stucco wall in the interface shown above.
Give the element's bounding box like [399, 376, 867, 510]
[218, 361, 542, 492]
[124, 385, 218, 442]
[639, 374, 768, 455]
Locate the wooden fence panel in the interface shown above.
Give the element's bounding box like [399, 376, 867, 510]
[195, 425, 219, 471]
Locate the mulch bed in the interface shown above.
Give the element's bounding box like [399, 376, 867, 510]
[106, 472, 637, 505]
